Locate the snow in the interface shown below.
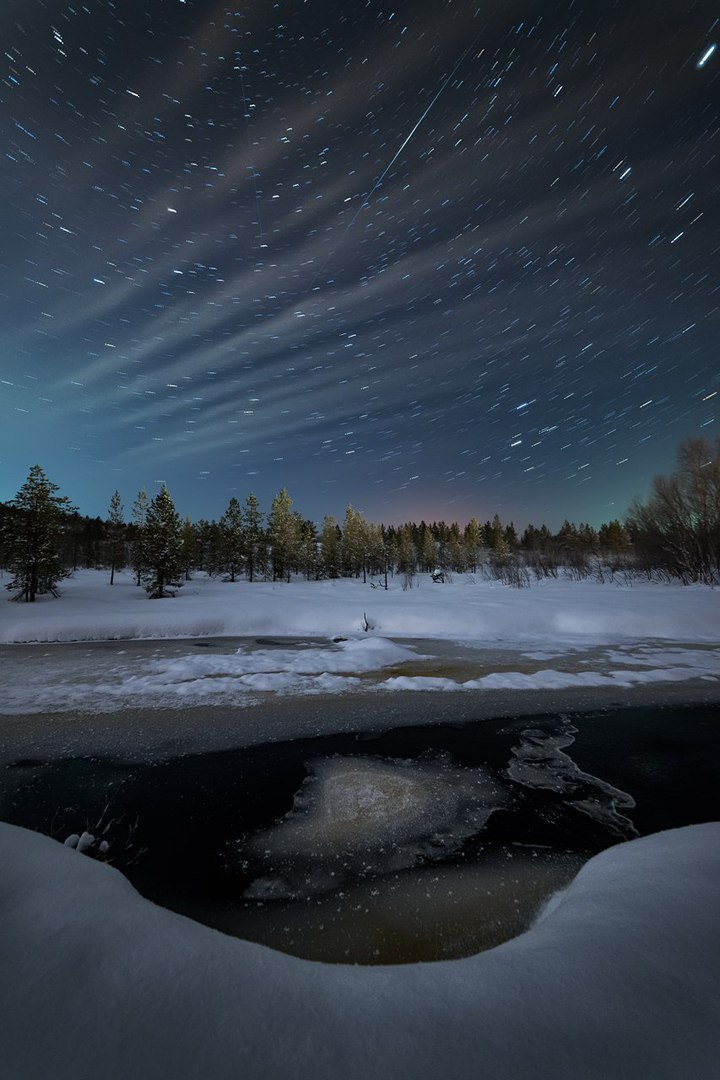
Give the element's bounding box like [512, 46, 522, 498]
[2, 568, 719, 646]
[1, 819, 718, 1079]
[1, 570, 718, 713]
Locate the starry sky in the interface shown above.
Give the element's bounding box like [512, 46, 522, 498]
[1, 0, 718, 529]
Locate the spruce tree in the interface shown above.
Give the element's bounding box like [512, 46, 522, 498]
[447, 528, 466, 573]
[366, 522, 386, 579]
[106, 490, 125, 585]
[179, 516, 198, 581]
[487, 514, 506, 554]
[242, 493, 264, 582]
[296, 517, 318, 580]
[420, 529, 436, 573]
[320, 515, 342, 578]
[218, 497, 244, 582]
[4, 465, 75, 602]
[131, 488, 149, 586]
[397, 525, 417, 589]
[341, 505, 367, 579]
[598, 519, 630, 555]
[140, 486, 183, 598]
[463, 516, 482, 572]
[268, 488, 297, 582]
[193, 519, 217, 573]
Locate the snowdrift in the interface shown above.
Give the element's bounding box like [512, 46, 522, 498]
[1, 821, 719, 1079]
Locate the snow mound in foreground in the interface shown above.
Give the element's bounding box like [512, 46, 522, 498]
[1, 821, 719, 1079]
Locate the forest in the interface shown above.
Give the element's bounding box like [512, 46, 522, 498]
[2, 436, 719, 600]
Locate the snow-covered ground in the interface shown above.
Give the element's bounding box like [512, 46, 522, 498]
[3, 567, 719, 645]
[1, 819, 719, 1080]
[1, 569, 718, 713]
[2, 572, 719, 1075]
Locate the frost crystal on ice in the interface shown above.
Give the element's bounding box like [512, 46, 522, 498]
[241, 754, 508, 898]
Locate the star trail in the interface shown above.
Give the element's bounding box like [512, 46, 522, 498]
[1, 0, 718, 527]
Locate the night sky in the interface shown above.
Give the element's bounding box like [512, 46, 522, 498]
[1, 0, 718, 529]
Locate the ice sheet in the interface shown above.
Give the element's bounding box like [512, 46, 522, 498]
[506, 720, 638, 838]
[241, 754, 509, 898]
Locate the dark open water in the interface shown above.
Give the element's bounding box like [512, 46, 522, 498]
[1, 704, 718, 964]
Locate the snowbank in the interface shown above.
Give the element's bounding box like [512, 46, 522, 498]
[2, 571, 718, 713]
[1, 821, 718, 1079]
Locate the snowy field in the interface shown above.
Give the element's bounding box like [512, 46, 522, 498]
[1, 819, 719, 1080]
[1, 569, 719, 713]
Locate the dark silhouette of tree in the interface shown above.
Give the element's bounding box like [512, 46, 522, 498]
[320, 515, 342, 578]
[296, 517, 319, 580]
[4, 465, 75, 602]
[463, 516, 483, 572]
[628, 436, 720, 584]
[217, 497, 244, 582]
[193, 519, 218, 573]
[140, 486, 183, 598]
[243, 493, 265, 582]
[131, 489, 149, 586]
[106, 490, 125, 585]
[268, 488, 297, 582]
[179, 516, 198, 581]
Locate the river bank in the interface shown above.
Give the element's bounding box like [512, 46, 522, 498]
[2, 672, 719, 765]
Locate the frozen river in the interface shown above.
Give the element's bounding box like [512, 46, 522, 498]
[2, 633, 718, 963]
[1, 691, 718, 963]
[1, 633, 719, 764]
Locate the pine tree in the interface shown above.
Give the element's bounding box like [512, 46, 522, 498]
[140, 486, 183, 598]
[4, 465, 75, 602]
[296, 517, 319, 580]
[487, 513, 506, 554]
[131, 488, 149, 586]
[218, 497, 244, 582]
[447, 529, 466, 573]
[384, 527, 399, 579]
[366, 522, 386, 579]
[0, 502, 19, 571]
[417, 524, 435, 573]
[106, 490, 125, 585]
[463, 516, 482, 572]
[179, 516, 197, 581]
[242, 493, 265, 582]
[598, 519, 630, 554]
[193, 519, 218, 573]
[434, 521, 451, 571]
[341, 505, 367, 578]
[503, 521, 519, 550]
[268, 488, 297, 582]
[396, 525, 417, 589]
[320, 515, 342, 578]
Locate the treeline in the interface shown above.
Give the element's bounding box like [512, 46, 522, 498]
[2, 436, 719, 600]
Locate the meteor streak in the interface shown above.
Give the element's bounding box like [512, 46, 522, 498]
[697, 43, 716, 68]
[354, 32, 483, 220]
